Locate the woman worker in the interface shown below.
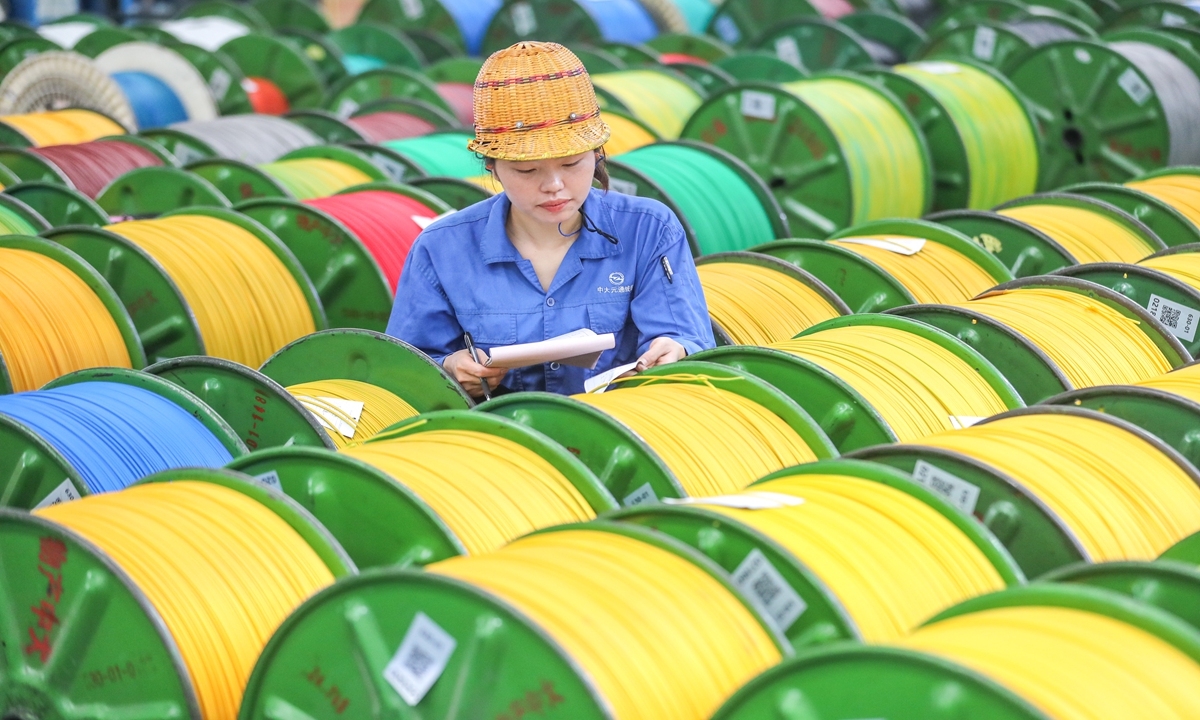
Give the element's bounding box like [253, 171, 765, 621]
[386, 41, 714, 398]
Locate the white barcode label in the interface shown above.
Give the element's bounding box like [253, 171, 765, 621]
[1118, 68, 1153, 106]
[297, 396, 365, 439]
[609, 178, 638, 196]
[623, 482, 658, 506]
[913, 460, 981, 514]
[665, 491, 805, 510]
[208, 68, 231, 100]
[172, 143, 205, 165]
[1162, 10, 1188, 25]
[972, 26, 997, 61]
[34, 479, 81, 509]
[383, 612, 456, 706]
[335, 98, 360, 118]
[1147, 293, 1199, 341]
[375, 155, 408, 181]
[400, 0, 424, 19]
[740, 90, 777, 120]
[253, 470, 282, 490]
[732, 549, 806, 632]
[713, 15, 741, 44]
[774, 36, 802, 68]
[511, 2, 537, 35]
[837, 236, 926, 255]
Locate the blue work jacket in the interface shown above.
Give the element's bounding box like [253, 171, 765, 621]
[386, 188, 715, 395]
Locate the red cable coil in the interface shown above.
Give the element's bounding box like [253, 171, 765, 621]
[304, 190, 439, 292]
[346, 111, 437, 143]
[659, 53, 709, 65]
[31, 140, 162, 198]
[436, 82, 475, 127]
[244, 77, 290, 115]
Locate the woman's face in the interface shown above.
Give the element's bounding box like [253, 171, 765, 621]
[493, 151, 596, 225]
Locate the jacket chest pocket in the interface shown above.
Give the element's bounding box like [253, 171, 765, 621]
[587, 301, 630, 335]
[459, 313, 517, 346]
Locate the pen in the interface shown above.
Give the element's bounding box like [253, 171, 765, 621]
[661, 256, 673, 283]
[463, 331, 491, 401]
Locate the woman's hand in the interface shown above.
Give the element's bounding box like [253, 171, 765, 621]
[443, 349, 509, 399]
[636, 337, 688, 371]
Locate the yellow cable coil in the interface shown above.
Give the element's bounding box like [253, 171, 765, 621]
[0, 109, 125, 146]
[900, 605, 1200, 719]
[0, 248, 132, 392]
[575, 379, 818, 496]
[771, 325, 1010, 441]
[996, 204, 1156, 263]
[783, 78, 927, 222]
[259, 158, 373, 200]
[698, 474, 1005, 642]
[467, 172, 502, 194]
[1127, 174, 1200, 228]
[956, 288, 1172, 387]
[591, 70, 702, 139]
[603, 111, 657, 156]
[284, 379, 418, 449]
[828, 236, 998, 304]
[105, 215, 316, 367]
[697, 261, 842, 345]
[432, 528, 781, 720]
[344, 427, 596, 554]
[1139, 252, 1200, 296]
[917, 412, 1200, 561]
[37, 481, 334, 720]
[1136, 363, 1200, 402]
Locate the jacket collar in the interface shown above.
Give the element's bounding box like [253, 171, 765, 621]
[480, 189, 623, 265]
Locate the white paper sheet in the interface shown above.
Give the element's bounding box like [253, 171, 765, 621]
[486, 328, 615, 369]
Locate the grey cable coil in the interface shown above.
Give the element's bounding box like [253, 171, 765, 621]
[1008, 20, 1080, 46]
[894, 0, 936, 26]
[860, 37, 902, 65]
[1112, 40, 1200, 165]
[168, 114, 321, 164]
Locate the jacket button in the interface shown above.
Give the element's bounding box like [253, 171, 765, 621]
[550, 362, 560, 370]
[546, 297, 555, 307]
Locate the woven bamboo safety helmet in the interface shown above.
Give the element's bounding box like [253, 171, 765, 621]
[468, 42, 611, 161]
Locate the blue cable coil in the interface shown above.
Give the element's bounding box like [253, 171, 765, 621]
[111, 71, 188, 129]
[581, 0, 659, 44]
[441, 0, 503, 56]
[0, 382, 233, 495]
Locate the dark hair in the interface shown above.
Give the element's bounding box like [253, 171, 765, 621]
[481, 147, 609, 192]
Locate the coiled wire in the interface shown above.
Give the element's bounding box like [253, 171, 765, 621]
[259, 157, 373, 200]
[1137, 362, 1200, 400]
[285, 379, 418, 449]
[0, 109, 125, 146]
[997, 202, 1156, 263]
[592, 70, 703, 139]
[244, 76, 290, 115]
[345, 111, 435, 143]
[169, 115, 320, 165]
[1139, 252, 1200, 294]
[1112, 41, 1200, 166]
[697, 261, 843, 344]
[578, 0, 660, 44]
[1127, 174, 1200, 227]
[1008, 20, 1079, 46]
[603, 111, 656, 155]
[435, 81, 474, 127]
[111, 71, 188, 129]
[31, 140, 161, 198]
[829, 235, 999, 303]
[383, 132, 479, 178]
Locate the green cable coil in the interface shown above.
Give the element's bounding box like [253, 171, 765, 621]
[383, 132, 480, 178]
[0, 202, 38, 234]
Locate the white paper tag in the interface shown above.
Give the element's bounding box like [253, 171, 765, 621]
[400, 0, 424, 18]
[774, 36, 802, 68]
[253, 470, 282, 490]
[34, 479, 81, 509]
[38, 21, 94, 49]
[609, 178, 638, 196]
[948, 415, 985, 430]
[912, 61, 961, 75]
[584, 361, 639, 393]
[713, 14, 741, 44]
[836, 236, 926, 255]
[665, 491, 806, 510]
[1162, 10, 1188, 26]
[1118, 67, 1153, 106]
[511, 2, 537, 35]
[335, 98, 360, 119]
[972, 26, 997, 61]
[297, 396, 365, 439]
[383, 612, 456, 706]
[913, 460, 981, 514]
[623, 482, 658, 507]
[732, 549, 806, 632]
[740, 90, 777, 121]
[1147, 293, 1199, 341]
[171, 143, 205, 165]
[208, 67, 232, 100]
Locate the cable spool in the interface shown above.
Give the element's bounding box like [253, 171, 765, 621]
[433, 80, 473, 126]
[0, 109, 123, 147]
[608, 142, 786, 255]
[481, 0, 660, 54]
[601, 108, 658, 155]
[682, 77, 930, 236]
[156, 114, 321, 165]
[14, 474, 343, 720]
[94, 42, 218, 128]
[919, 19, 1084, 71]
[242, 75, 291, 114]
[383, 131, 478, 177]
[0, 51, 136, 130]
[828, 234, 1004, 304]
[1128, 171, 1200, 228]
[158, 15, 251, 51]
[255, 156, 374, 199]
[26, 139, 162, 198]
[1140, 250, 1200, 300]
[696, 253, 849, 345]
[285, 378, 418, 448]
[757, 18, 891, 72]
[346, 109, 436, 142]
[219, 33, 326, 115]
[592, 69, 702, 140]
[704, 0, 831, 49]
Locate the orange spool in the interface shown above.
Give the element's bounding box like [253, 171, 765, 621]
[243, 77, 290, 115]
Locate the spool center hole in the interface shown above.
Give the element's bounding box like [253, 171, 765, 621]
[768, 177, 786, 189]
[1062, 127, 1084, 151]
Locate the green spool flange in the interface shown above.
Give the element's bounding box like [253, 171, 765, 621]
[927, 0, 1027, 37]
[646, 32, 735, 61]
[995, 191, 1166, 257]
[163, 42, 255, 116]
[240, 520, 787, 720]
[350, 96, 461, 128]
[705, 0, 820, 48]
[695, 251, 851, 345]
[284, 143, 389, 180]
[694, 313, 1021, 451]
[185, 158, 289, 202]
[358, 0, 466, 54]
[1061, 181, 1200, 247]
[601, 41, 660, 66]
[927, 209, 1074, 277]
[681, 75, 931, 237]
[0, 162, 19, 187]
[0, 135, 176, 190]
[221, 33, 326, 110]
[1008, 40, 1182, 188]
[613, 457, 1022, 648]
[137, 128, 219, 166]
[0, 234, 144, 396]
[1164, 528, 1200, 563]
[146, 355, 334, 451]
[869, 62, 1038, 212]
[329, 22, 425, 72]
[1107, 1, 1200, 30]
[1035, 0, 1105, 28]
[917, 22, 1042, 71]
[343, 142, 428, 182]
[713, 51, 808, 82]
[96, 166, 231, 217]
[843, 10, 928, 60]
[5, 182, 110, 227]
[283, 109, 366, 142]
[280, 28, 348, 89]
[664, 60, 737, 95]
[756, 18, 879, 72]
[0, 36, 60, 77]
[177, 0, 271, 29]
[0, 191, 50, 232]
[480, 360, 836, 505]
[260, 327, 471, 410]
[253, 0, 331, 32]
[1051, 262, 1200, 356]
[570, 43, 627, 73]
[423, 56, 483, 82]
[1041, 382, 1200, 469]
[326, 66, 452, 120]
[72, 26, 141, 57]
[481, 0, 604, 55]
[1045, 560, 1200, 631]
[408, 176, 493, 209]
